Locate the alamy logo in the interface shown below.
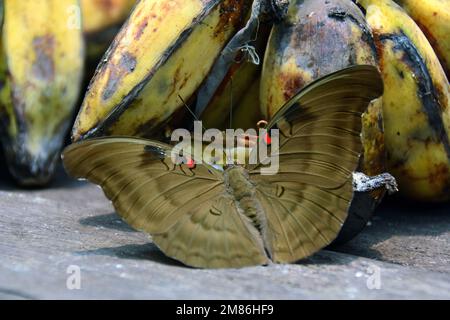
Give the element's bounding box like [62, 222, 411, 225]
[66, 5, 82, 30]
[66, 265, 81, 290]
[171, 121, 280, 175]
[366, 264, 381, 290]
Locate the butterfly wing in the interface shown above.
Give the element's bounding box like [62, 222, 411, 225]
[62, 137, 268, 268]
[249, 65, 384, 263]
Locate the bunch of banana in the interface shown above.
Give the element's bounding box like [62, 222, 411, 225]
[0, 0, 84, 186]
[2, 0, 437, 202]
[394, 0, 450, 78]
[72, 0, 254, 141]
[358, 0, 450, 202]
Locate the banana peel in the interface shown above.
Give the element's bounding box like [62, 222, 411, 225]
[72, 0, 253, 141]
[359, 0, 450, 202]
[0, 0, 84, 186]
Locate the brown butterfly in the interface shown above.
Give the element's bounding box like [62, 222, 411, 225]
[62, 66, 383, 268]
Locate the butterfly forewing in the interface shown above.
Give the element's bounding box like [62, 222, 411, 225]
[249, 65, 383, 263]
[62, 137, 268, 268]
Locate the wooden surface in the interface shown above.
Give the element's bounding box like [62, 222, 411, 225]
[0, 167, 449, 299]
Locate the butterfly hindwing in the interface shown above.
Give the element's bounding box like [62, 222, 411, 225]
[152, 195, 268, 268]
[249, 65, 383, 263]
[62, 137, 268, 268]
[255, 181, 352, 263]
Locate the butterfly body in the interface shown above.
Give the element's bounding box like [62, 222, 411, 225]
[63, 66, 384, 268]
[224, 165, 266, 231]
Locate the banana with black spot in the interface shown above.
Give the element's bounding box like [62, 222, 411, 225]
[0, 0, 84, 186]
[358, 0, 450, 202]
[72, 0, 253, 141]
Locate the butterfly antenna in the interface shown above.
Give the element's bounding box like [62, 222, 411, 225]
[178, 94, 206, 131]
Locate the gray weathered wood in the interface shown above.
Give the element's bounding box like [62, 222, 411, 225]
[333, 199, 450, 273]
[0, 169, 449, 299]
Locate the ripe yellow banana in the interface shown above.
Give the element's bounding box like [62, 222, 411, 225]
[358, 0, 450, 202]
[72, 0, 253, 141]
[394, 0, 450, 78]
[0, 0, 84, 186]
